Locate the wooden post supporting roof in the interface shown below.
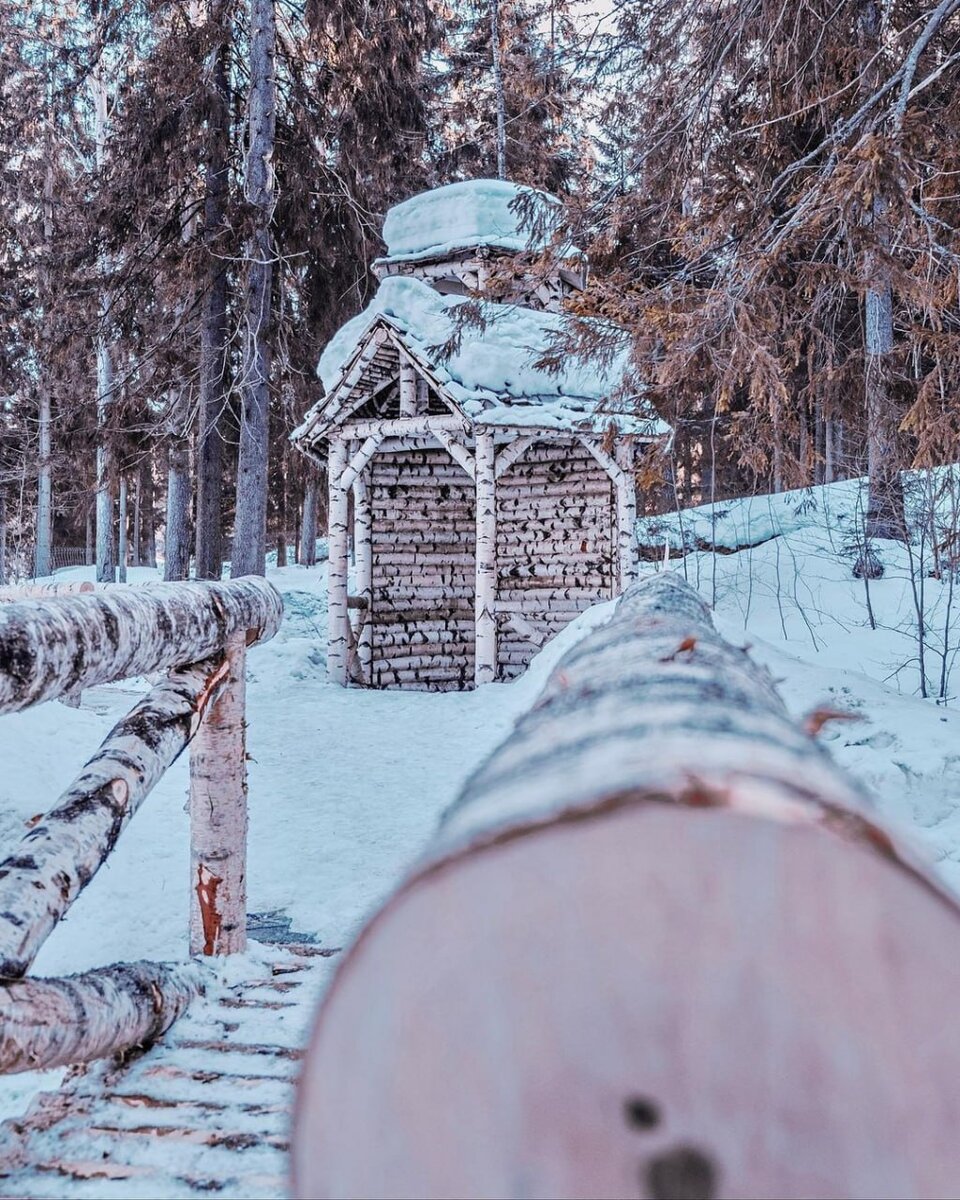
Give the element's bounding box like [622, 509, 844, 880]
[615, 440, 638, 590]
[474, 430, 497, 685]
[399, 360, 418, 417]
[354, 469, 373, 684]
[327, 437, 350, 686]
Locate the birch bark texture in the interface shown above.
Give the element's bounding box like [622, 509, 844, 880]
[232, 0, 277, 578]
[294, 572, 960, 1200]
[0, 961, 205, 1074]
[474, 429, 497, 684]
[189, 633, 247, 956]
[326, 437, 350, 684]
[0, 576, 282, 712]
[0, 579, 280, 980]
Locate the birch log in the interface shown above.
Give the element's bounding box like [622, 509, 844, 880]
[0, 577, 282, 713]
[615, 440, 638, 592]
[294, 572, 960, 1200]
[189, 634, 247, 957]
[0, 960, 205, 1073]
[0, 655, 233, 978]
[474, 430, 497, 686]
[399, 360, 418, 417]
[327, 438, 350, 686]
[354, 471, 373, 683]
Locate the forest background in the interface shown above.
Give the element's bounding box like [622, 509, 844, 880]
[2, 0, 959, 586]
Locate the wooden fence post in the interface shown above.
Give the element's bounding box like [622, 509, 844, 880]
[189, 632, 248, 956]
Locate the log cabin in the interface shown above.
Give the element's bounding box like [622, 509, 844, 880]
[293, 179, 670, 690]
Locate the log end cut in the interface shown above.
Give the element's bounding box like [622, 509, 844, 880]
[292, 796, 960, 1200]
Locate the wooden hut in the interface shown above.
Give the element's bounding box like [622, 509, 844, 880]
[293, 180, 669, 691]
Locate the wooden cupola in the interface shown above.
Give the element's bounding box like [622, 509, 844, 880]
[371, 179, 586, 312]
[293, 180, 670, 691]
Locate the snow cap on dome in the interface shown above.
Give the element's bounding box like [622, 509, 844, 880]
[379, 179, 562, 264]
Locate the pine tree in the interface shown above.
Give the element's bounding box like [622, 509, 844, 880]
[567, 0, 960, 541]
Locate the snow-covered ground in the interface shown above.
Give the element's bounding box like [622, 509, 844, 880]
[3, 483, 960, 1120]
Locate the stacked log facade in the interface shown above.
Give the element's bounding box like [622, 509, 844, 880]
[368, 449, 477, 690]
[343, 436, 624, 691]
[495, 442, 615, 679]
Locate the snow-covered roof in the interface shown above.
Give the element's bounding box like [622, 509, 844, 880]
[296, 275, 670, 439]
[375, 179, 564, 266]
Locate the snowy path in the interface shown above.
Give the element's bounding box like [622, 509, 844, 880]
[0, 943, 336, 1199]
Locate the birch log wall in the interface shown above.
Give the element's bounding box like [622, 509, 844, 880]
[496, 441, 615, 679]
[0, 578, 282, 1073]
[294, 572, 960, 1200]
[316, 422, 638, 692]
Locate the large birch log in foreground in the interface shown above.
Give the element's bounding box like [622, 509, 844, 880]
[294, 572, 960, 1200]
[0, 960, 205, 1073]
[0, 577, 282, 713]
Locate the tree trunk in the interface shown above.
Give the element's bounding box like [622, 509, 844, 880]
[490, 0, 507, 179]
[117, 476, 128, 583]
[864, 267, 904, 537]
[195, 0, 231, 582]
[141, 456, 157, 569]
[859, 0, 905, 539]
[0, 495, 6, 586]
[164, 437, 191, 581]
[474, 430, 497, 685]
[35, 130, 55, 582]
[0, 657, 234, 977]
[91, 56, 116, 585]
[232, 0, 276, 579]
[300, 466, 318, 566]
[132, 472, 141, 567]
[275, 443, 287, 568]
[327, 438, 349, 684]
[294, 573, 960, 1200]
[0, 575, 282, 714]
[84, 500, 94, 566]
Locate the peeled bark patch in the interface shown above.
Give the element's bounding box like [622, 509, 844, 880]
[293, 572, 960, 1200]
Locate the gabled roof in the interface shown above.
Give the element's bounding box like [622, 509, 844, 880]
[293, 276, 670, 443]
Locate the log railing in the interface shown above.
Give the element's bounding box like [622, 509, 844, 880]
[0, 577, 283, 1074]
[294, 572, 960, 1199]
